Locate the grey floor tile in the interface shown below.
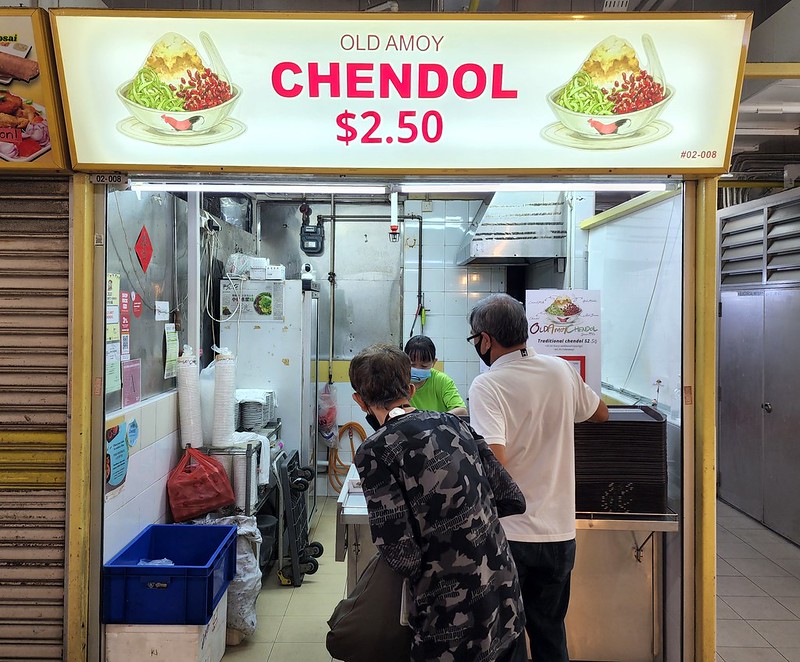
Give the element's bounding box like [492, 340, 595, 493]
[777, 647, 800, 662]
[777, 598, 800, 618]
[723, 596, 799, 621]
[718, 542, 766, 560]
[718, 596, 742, 619]
[718, 576, 769, 597]
[753, 543, 800, 561]
[736, 529, 789, 546]
[719, 557, 743, 577]
[718, 501, 742, 517]
[778, 559, 800, 579]
[720, 530, 749, 545]
[717, 647, 789, 662]
[728, 557, 792, 578]
[719, 515, 767, 531]
[750, 620, 800, 647]
[716, 619, 772, 647]
[751, 576, 800, 598]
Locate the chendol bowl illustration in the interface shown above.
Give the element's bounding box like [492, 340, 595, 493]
[117, 82, 241, 135]
[546, 84, 673, 138]
[547, 34, 673, 139]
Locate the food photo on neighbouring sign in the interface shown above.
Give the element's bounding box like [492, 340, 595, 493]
[0, 13, 53, 164]
[50, 12, 749, 172]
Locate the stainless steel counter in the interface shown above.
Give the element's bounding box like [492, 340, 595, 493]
[334, 464, 676, 661]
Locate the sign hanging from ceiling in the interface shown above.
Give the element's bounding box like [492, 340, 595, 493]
[50, 11, 750, 174]
[0, 8, 68, 171]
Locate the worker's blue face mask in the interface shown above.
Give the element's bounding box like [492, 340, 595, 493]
[410, 368, 431, 383]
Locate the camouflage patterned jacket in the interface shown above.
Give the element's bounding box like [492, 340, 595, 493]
[354, 410, 526, 662]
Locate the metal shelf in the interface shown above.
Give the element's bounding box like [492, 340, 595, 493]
[576, 510, 679, 532]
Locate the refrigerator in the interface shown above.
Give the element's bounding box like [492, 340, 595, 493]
[220, 277, 320, 519]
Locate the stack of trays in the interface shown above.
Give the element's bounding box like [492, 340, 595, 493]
[574, 405, 667, 515]
[236, 390, 276, 431]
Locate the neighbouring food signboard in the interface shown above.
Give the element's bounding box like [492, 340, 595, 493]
[0, 8, 68, 171]
[50, 11, 749, 174]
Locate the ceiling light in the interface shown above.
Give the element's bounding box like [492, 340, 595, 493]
[129, 182, 388, 195]
[398, 182, 668, 193]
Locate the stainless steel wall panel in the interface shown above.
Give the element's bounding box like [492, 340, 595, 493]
[104, 191, 189, 409]
[259, 200, 402, 359]
[718, 290, 764, 518]
[762, 288, 800, 543]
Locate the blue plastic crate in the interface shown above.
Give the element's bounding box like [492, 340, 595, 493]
[103, 524, 237, 625]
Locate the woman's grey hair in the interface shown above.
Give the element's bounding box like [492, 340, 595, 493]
[349, 343, 412, 409]
[469, 293, 528, 348]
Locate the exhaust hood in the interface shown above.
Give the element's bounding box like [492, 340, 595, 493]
[455, 192, 568, 265]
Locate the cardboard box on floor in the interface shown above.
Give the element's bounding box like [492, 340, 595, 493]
[105, 592, 227, 662]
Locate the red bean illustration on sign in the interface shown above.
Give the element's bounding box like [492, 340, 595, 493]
[161, 114, 204, 131]
[587, 118, 631, 135]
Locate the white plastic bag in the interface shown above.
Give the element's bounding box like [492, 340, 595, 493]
[225, 252, 251, 277]
[199, 361, 216, 447]
[191, 514, 262, 638]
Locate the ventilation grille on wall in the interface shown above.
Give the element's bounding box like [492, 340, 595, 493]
[720, 209, 765, 286]
[766, 201, 800, 283]
[719, 192, 800, 287]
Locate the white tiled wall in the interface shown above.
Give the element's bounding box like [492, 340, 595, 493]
[402, 200, 507, 407]
[103, 391, 181, 563]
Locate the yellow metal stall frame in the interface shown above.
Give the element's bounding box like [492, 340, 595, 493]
[65, 174, 94, 662]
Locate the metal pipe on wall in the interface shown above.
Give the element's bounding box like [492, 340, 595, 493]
[328, 195, 336, 384]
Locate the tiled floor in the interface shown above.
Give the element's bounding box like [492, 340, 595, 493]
[717, 500, 800, 662]
[222, 496, 345, 662]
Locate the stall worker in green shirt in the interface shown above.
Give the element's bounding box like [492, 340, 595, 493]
[404, 335, 468, 417]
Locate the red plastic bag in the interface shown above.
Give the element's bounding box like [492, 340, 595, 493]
[318, 382, 338, 448]
[167, 447, 236, 522]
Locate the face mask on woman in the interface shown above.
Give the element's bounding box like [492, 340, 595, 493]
[410, 367, 432, 383]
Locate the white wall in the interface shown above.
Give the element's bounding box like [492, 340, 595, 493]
[402, 199, 507, 403]
[587, 193, 683, 420]
[103, 391, 180, 563]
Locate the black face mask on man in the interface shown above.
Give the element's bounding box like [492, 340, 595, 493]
[364, 410, 382, 432]
[474, 333, 492, 367]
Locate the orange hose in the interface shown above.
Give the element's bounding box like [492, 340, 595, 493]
[327, 421, 367, 493]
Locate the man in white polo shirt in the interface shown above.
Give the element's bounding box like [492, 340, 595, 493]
[467, 293, 608, 662]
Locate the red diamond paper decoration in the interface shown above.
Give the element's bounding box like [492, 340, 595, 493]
[135, 226, 153, 273]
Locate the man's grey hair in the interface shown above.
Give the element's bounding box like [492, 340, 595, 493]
[469, 293, 529, 348]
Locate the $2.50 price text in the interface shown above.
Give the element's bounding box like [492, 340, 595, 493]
[336, 109, 443, 146]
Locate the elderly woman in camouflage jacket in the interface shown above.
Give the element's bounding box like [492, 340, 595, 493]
[350, 343, 528, 662]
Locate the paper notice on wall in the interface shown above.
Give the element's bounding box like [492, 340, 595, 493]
[104, 415, 129, 499]
[155, 300, 170, 321]
[105, 342, 121, 393]
[525, 290, 601, 393]
[106, 305, 119, 325]
[106, 272, 120, 306]
[164, 323, 178, 379]
[122, 359, 141, 407]
[106, 323, 120, 342]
